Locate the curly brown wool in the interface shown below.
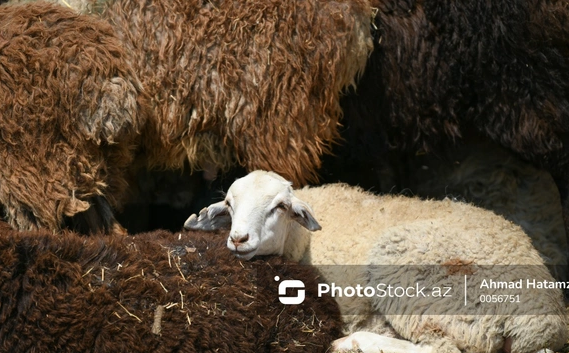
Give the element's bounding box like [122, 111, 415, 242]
[0, 222, 342, 352]
[101, 0, 373, 186]
[338, 0, 569, 172]
[0, 2, 149, 233]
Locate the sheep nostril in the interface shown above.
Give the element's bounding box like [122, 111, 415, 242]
[231, 234, 249, 246]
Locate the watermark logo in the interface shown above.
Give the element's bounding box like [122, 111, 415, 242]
[275, 276, 305, 305]
[265, 265, 564, 315]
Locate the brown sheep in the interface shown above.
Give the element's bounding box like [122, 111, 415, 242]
[0, 221, 343, 352]
[101, 0, 373, 186]
[0, 2, 149, 234]
[1, 0, 373, 234]
[323, 0, 569, 269]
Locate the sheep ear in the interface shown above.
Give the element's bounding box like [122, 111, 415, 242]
[184, 201, 232, 231]
[290, 196, 321, 231]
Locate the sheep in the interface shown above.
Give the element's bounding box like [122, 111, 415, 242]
[401, 139, 569, 282]
[99, 0, 373, 186]
[335, 0, 569, 174]
[0, 1, 148, 234]
[0, 220, 343, 352]
[1, 0, 373, 234]
[324, 138, 569, 281]
[185, 170, 569, 353]
[327, 0, 569, 253]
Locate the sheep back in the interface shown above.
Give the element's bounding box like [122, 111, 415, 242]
[102, 0, 373, 185]
[337, 137, 569, 281]
[402, 139, 568, 281]
[339, 0, 569, 179]
[0, 222, 342, 352]
[294, 184, 568, 351]
[0, 2, 148, 232]
[368, 219, 568, 353]
[297, 183, 556, 267]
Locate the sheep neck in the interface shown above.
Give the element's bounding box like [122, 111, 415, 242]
[282, 221, 311, 263]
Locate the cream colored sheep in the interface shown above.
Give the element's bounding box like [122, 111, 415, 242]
[185, 170, 568, 353]
[399, 140, 568, 281]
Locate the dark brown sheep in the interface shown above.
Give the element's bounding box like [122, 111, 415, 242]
[345, 0, 569, 165]
[0, 221, 342, 352]
[323, 0, 569, 253]
[0, 2, 149, 234]
[101, 0, 373, 186]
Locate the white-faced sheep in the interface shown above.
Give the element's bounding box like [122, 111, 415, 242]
[0, 1, 148, 234]
[0, 221, 343, 352]
[185, 170, 568, 353]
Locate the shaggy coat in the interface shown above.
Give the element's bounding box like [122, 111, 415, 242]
[0, 222, 342, 352]
[0, 2, 148, 233]
[339, 0, 569, 171]
[101, 0, 372, 186]
[326, 0, 569, 259]
[5, 0, 106, 14]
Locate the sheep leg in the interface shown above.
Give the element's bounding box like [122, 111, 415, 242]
[331, 332, 435, 353]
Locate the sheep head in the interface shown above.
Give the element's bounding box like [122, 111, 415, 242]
[184, 170, 321, 260]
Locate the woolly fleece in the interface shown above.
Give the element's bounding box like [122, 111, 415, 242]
[0, 222, 343, 352]
[0, 2, 148, 233]
[101, 0, 373, 185]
